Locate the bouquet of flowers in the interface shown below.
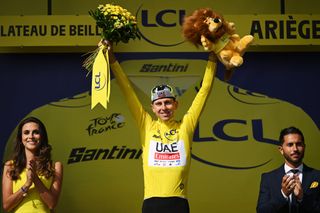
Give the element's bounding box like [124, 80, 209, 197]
[83, 3, 140, 72]
[83, 4, 140, 109]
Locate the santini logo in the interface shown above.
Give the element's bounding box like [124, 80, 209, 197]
[140, 63, 188, 72]
[68, 146, 142, 164]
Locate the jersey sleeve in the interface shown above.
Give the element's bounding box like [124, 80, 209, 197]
[182, 60, 217, 133]
[110, 61, 151, 131]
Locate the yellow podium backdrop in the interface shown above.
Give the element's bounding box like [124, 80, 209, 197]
[3, 59, 320, 213]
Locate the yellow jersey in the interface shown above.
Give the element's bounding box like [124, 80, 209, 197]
[111, 60, 216, 199]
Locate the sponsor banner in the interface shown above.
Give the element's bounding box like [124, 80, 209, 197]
[3, 59, 319, 213]
[148, 140, 187, 167]
[0, 13, 319, 52]
[121, 58, 203, 97]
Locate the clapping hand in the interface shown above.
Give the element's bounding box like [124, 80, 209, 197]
[281, 174, 296, 196]
[293, 174, 303, 200]
[25, 159, 37, 187]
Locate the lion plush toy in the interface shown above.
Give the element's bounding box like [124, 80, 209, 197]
[182, 8, 254, 80]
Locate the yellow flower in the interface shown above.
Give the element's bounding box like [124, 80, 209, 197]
[115, 22, 124, 29]
[84, 3, 140, 73]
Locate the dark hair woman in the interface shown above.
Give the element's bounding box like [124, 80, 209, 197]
[2, 117, 63, 213]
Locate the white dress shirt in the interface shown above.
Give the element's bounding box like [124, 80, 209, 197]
[281, 164, 303, 200]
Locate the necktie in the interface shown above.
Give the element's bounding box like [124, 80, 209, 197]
[289, 169, 300, 213]
[290, 194, 299, 213]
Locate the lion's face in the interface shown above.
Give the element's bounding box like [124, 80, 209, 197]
[204, 17, 223, 33]
[182, 8, 229, 45]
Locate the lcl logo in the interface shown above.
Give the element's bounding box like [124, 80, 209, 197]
[136, 5, 186, 46]
[192, 119, 277, 169]
[94, 72, 106, 91]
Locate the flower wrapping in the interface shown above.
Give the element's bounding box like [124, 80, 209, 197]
[83, 4, 140, 109]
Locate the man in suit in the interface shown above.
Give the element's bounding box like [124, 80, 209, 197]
[257, 126, 320, 213]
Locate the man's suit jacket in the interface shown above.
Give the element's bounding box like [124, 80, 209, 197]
[257, 164, 320, 213]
